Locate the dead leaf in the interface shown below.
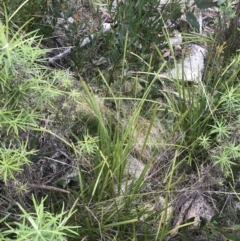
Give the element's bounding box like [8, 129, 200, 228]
[72, 9, 80, 21]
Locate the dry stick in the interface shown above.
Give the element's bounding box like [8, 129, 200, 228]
[198, 9, 203, 35]
[48, 23, 112, 64]
[28, 183, 70, 194]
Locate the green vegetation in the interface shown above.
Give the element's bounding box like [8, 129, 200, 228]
[1, 0, 240, 240]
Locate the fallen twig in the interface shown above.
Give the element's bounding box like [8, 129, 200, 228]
[28, 183, 70, 194]
[48, 23, 112, 64]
